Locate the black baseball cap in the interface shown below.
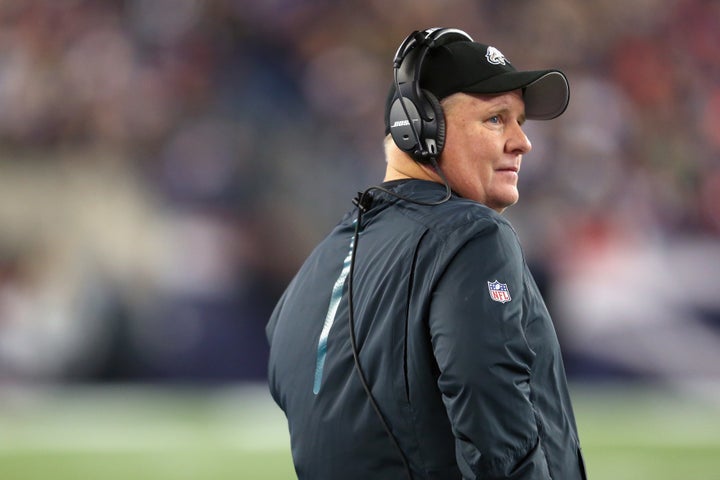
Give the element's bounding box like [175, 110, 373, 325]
[385, 40, 569, 133]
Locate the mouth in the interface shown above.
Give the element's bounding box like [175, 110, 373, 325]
[497, 166, 519, 173]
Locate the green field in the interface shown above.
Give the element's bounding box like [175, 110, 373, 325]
[1, 383, 719, 479]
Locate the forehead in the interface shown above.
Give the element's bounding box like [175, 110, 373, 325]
[442, 90, 526, 115]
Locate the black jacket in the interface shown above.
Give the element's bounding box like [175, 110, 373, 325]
[267, 179, 587, 479]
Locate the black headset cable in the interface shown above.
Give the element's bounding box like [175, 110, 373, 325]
[347, 162, 451, 480]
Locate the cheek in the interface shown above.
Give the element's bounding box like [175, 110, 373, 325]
[442, 153, 490, 201]
[440, 124, 495, 197]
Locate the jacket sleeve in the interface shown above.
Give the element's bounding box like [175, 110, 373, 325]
[428, 220, 551, 479]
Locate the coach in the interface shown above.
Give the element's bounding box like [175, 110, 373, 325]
[267, 27, 587, 479]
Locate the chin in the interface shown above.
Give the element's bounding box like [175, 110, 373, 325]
[487, 191, 519, 212]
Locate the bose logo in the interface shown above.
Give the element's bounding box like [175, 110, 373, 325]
[391, 120, 411, 128]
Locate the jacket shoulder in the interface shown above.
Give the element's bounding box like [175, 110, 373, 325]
[411, 196, 512, 240]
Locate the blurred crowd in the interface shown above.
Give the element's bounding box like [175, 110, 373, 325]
[0, 0, 718, 387]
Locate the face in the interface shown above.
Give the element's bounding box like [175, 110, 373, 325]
[439, 90, 532, 212]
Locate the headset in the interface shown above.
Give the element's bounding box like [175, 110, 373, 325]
[387, 27, 474, 164]
[348, 28, 473, 480]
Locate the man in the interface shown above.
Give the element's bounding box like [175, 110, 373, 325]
[267, 28, 587, 479]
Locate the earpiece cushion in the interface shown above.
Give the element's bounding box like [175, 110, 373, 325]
[423, 89, 446, 157]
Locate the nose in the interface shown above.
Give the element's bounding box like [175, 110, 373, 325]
[506, 122, 532, 155]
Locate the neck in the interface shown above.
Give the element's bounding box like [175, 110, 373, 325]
[384, 156, 440, 183]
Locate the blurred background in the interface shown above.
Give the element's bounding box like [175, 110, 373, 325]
[0, 0, 719, 478]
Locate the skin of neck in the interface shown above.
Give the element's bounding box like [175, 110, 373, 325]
[383, 137, 442, 183]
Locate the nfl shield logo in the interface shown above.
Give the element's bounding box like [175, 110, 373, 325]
[487, 280, 511, 303]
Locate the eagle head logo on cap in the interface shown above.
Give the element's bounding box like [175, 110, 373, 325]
[485, 46, 507, 66]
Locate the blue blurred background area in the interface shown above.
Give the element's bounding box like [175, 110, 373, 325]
[0, 0, 717, 389]
[0, 0, 719, 478]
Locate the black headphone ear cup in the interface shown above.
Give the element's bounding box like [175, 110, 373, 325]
[422, 90, 446, 157]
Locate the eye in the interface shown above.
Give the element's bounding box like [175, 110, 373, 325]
[487, 115, 501, 124]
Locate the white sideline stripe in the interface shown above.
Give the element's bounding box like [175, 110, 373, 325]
[0, 384, 291, 453]
[0, 420, 292, 453]
[0, 419, 292, 453]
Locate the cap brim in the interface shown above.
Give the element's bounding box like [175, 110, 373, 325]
[462, 70, 570, 120]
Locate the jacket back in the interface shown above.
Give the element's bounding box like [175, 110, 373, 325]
[266, 180, 586, 479]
